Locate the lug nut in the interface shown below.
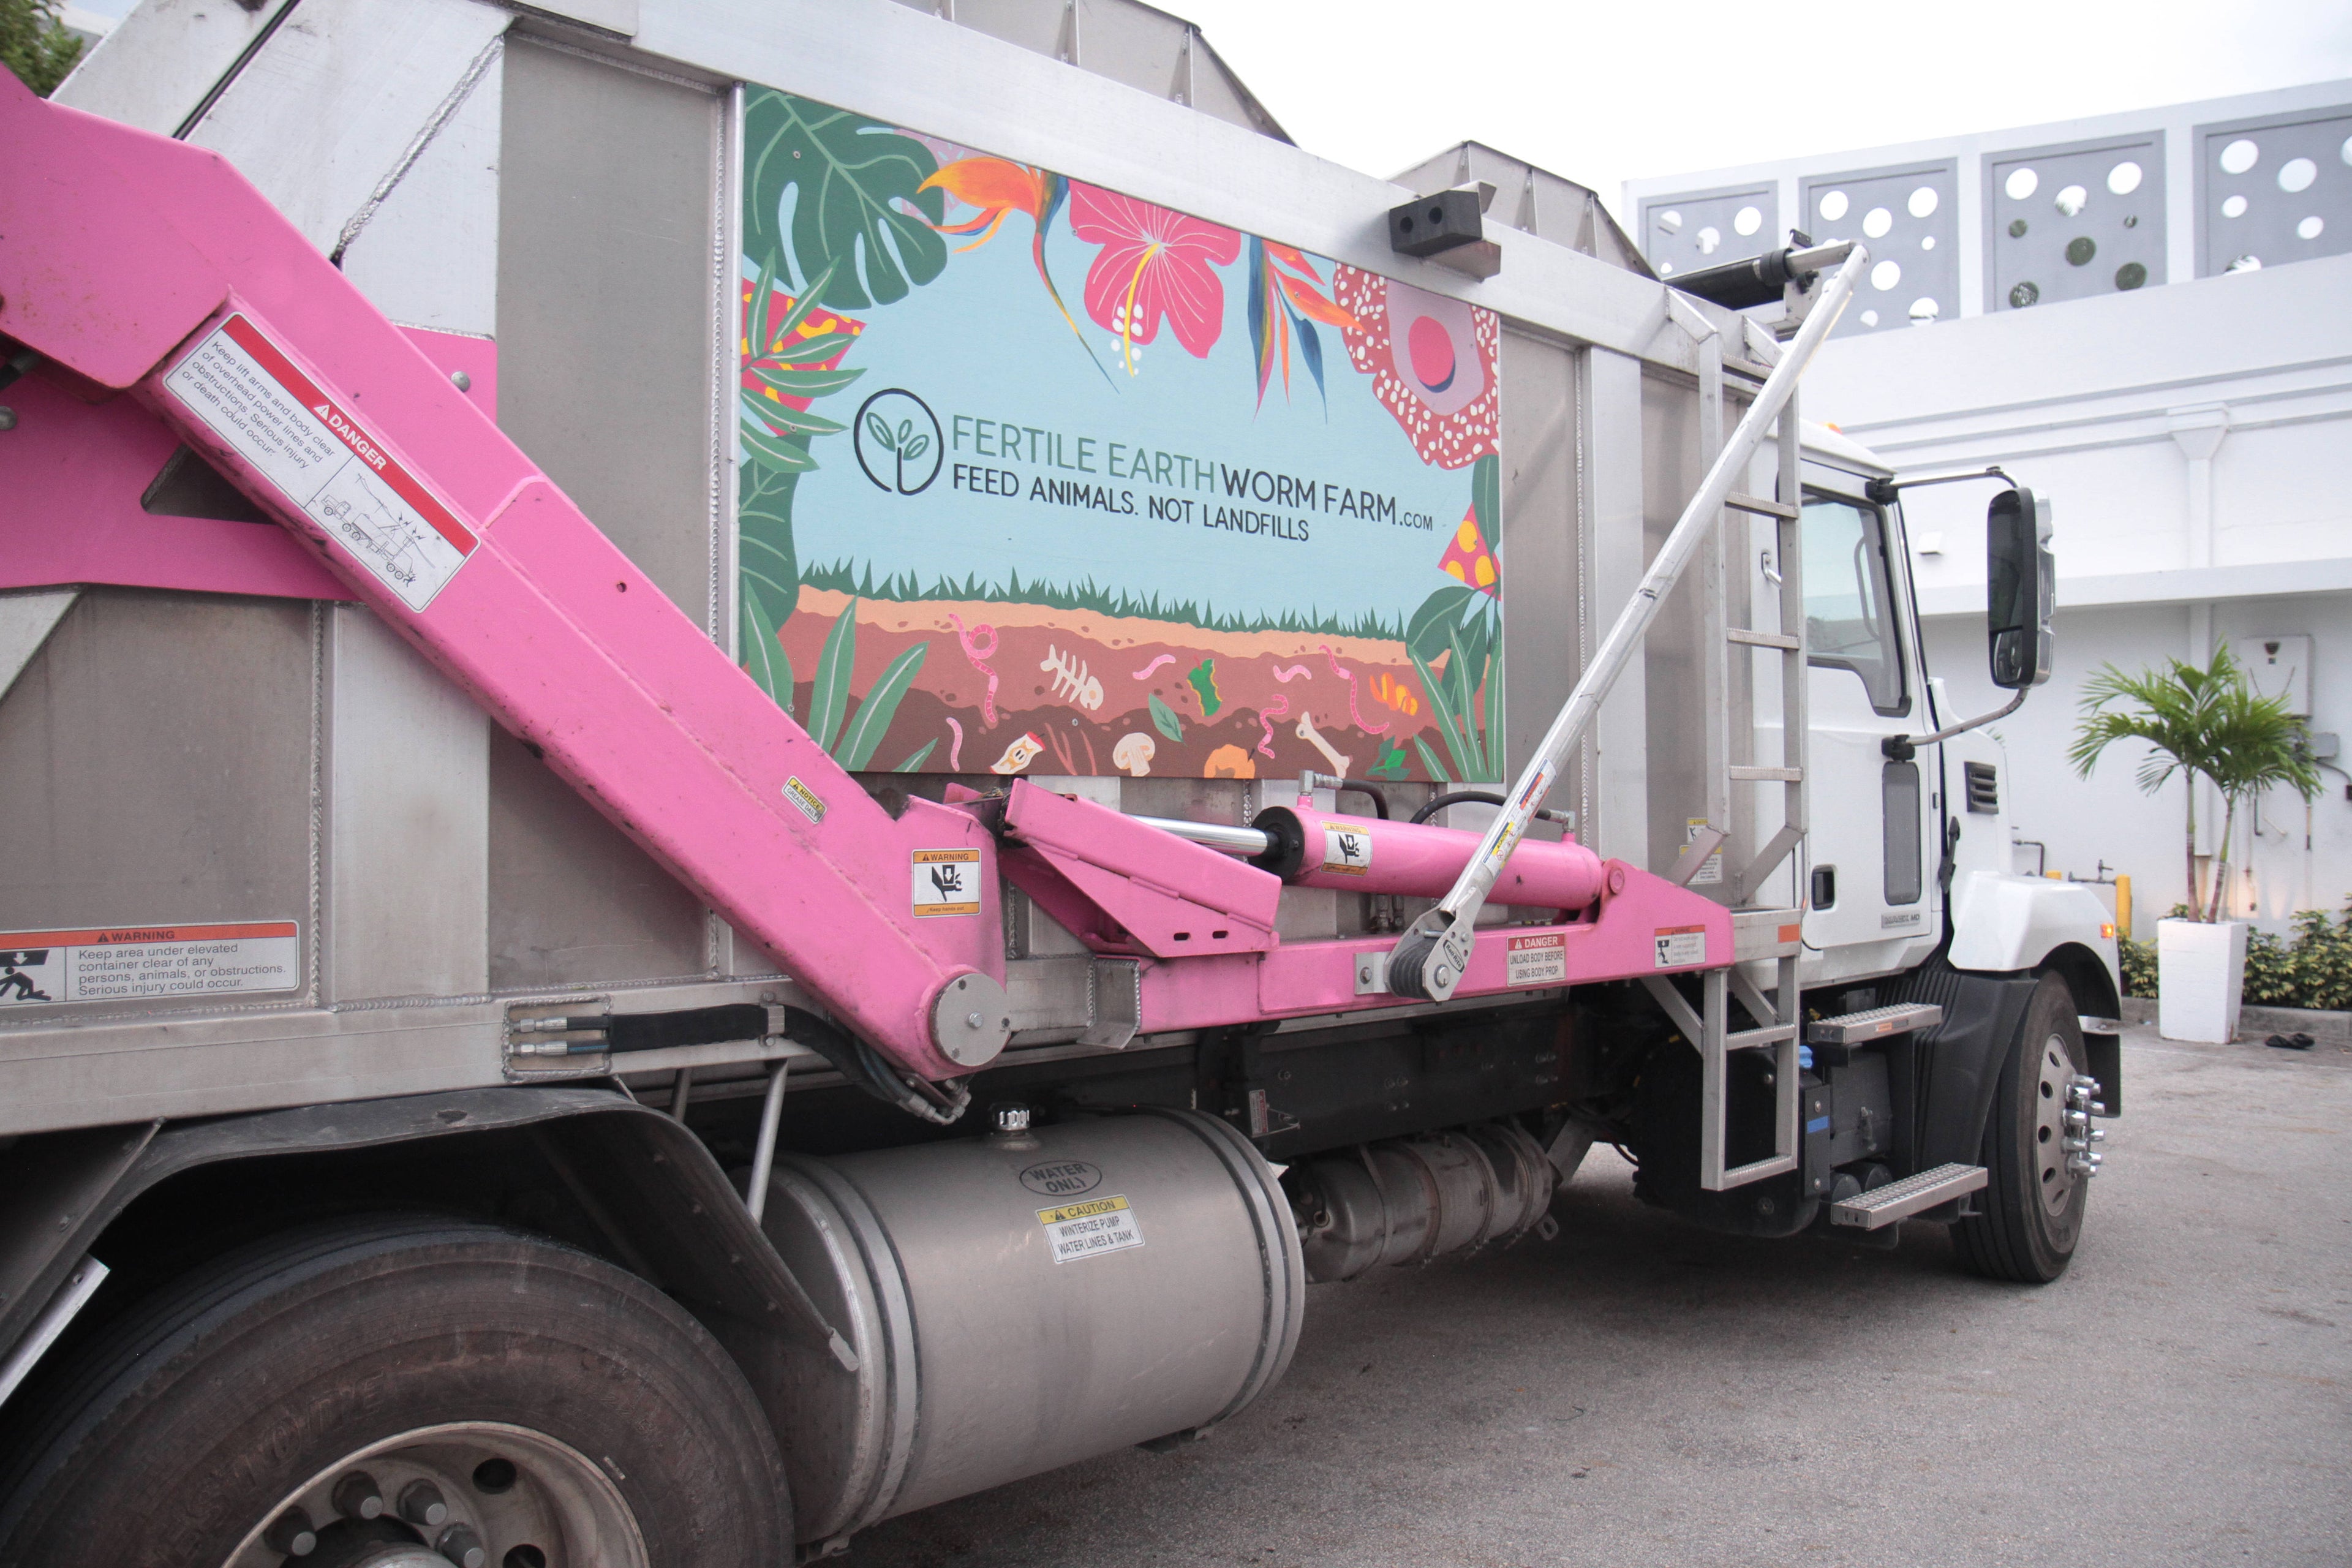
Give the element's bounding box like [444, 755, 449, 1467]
[398, 1479, 449, 1528]
[263, 1507, 317, 1556]
[332, 1471, 384, 1520]
[436, 1524, 488, 1568]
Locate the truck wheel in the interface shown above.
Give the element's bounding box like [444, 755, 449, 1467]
[0, 1216, 789, 1568]
[1954, 973, 2089, 1284]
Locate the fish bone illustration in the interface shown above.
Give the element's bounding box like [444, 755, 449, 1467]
[1041, 645, 1104, 710]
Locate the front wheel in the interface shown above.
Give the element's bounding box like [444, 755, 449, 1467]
[0, 1216, 790, 1568]
[1954, 973, 2092, 1283]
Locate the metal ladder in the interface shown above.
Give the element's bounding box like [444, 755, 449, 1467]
[1645, 282, 1823, 1192]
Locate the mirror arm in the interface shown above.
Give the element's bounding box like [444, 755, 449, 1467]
[1863, 466, 2009, 506]
[1882, 688, 2029, 761]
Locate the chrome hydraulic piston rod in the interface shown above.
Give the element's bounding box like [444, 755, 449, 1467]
[1384, 244, 1870, 1001]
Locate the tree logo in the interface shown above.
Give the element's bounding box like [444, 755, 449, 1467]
[853, 389, 943, 496]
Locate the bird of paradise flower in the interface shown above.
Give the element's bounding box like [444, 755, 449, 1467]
[1245, 238, 1359, 412]
[920, 157, 1112, 385]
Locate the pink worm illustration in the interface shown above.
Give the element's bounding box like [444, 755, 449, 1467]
[1129, 654, 1176, 680]
[1256, 695, 1290, 758]
[1270, 664, 1313, 683]
[1319, 646, 1389, 735]
[945, 717, 964, 771]
[948, 612, 1000, 725]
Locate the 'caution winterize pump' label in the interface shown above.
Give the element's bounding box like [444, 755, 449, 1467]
[0, 922, 300, 1006]
[1036, 1194, 1144, 1264]
[163, 315, 478, 612]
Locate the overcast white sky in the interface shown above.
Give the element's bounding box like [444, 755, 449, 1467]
[1173, 0, 2352, 219]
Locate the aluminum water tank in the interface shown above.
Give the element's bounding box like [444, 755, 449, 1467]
[756, 1107, 1304, 1543]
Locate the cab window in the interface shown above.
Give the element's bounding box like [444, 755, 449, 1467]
[1800, 494, 1908, 716]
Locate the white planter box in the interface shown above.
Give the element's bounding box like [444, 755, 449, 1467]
[2158, 919, 2248, 1043]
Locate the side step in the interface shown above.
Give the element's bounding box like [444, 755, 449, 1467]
[1829, 1163, 1987, 1229]
[1806, 1003, 1943, 1045]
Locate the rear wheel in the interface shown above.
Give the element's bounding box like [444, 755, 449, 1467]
[1954, 973, 2090, 1283]
[0, 1216, 790, 1568]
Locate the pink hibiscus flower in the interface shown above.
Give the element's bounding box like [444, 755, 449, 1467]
[1066, 184, 1241, 370]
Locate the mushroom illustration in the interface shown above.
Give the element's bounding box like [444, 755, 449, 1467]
[1112, 732, 1156, 777]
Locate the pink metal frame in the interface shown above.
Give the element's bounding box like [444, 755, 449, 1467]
[0, 75, 1735, 1082]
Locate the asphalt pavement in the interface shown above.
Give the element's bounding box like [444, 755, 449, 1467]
[853, 1026, 2352, 1567]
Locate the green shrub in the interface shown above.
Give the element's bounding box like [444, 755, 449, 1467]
[2119, 934, 2158, 999]
[3, 0, 84, 97]
[2242, 907, 2352, 1012]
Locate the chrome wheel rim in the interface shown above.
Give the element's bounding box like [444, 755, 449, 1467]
[223, 1421, 648, 1568]
[2032, 1033, 2078, 1217]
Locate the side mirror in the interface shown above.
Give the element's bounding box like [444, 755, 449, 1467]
[1986, 486, 2053, 689]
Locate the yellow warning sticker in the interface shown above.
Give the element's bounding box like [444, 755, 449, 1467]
[912, 847, 982, 917]
[782, 776, 826, 824]
[1036, 1194, 1144, 1263]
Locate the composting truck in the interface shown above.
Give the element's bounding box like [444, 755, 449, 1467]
[0, 1, 2120, 1562]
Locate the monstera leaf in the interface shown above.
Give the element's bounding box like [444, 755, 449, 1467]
[746, 91, 948, 311]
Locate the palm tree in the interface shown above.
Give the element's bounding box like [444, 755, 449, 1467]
[2068, 644, 2320, 921]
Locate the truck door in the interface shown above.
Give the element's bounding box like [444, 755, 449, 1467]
[1796, 472, 1937, 974]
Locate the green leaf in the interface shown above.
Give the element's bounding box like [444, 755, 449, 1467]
[900, 433, 930, 463]
[893, 739, 939, 772]
[747, 255, 777, 364]
[1148, 693, 1185, 743]
[1406, 585, 1478, 663]
[750, 364, 865, 399]
[1410, 643, 1474, 781]
[742, 391, 846, 437]
[807, 598, 859, 753]
[834, 641, 929, 771]
[1471, 452, 1502, 545]
[764, 331, 861, 365]
[744, 91, 948, 311]
[1414, 735, 1454, 784]
[739, 589, 793, 718]
[740, 417, 816, 474]
[1445, 622, 1486, 778]
[865, 411, 899, 452]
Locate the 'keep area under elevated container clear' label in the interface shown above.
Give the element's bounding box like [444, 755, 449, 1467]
[1036, 1194, 1144, 1264]
[0, 922, 300, 1006]
[163, 315, 478, 612]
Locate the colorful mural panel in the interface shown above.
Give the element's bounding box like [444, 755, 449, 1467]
[736, 89, 1505, 783]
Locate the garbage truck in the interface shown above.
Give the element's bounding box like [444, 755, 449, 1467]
[0, 1, 2121, 1562]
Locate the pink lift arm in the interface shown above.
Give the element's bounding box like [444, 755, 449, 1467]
[0, 72, 1006, 1081]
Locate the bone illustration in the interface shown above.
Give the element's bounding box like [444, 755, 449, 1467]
[1112, 732, 1156, 777]
[1294, 710, 1352, 777]
[1041, 645, 1104, 710]
[991, 731, 1046, 774]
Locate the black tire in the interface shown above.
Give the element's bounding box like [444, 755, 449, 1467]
[0, 1215, 790, 1567]
[1954, 973, 2089, 1283]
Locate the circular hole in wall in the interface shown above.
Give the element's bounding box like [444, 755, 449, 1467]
[1871, 258, 1902, 291]
[1908, 297, 1940, 323]
[1863, 206, 1893, 238]
[2222, 194, 2248, 218]
[2010, 281, 2041, 307]
[2299, 214, 2326, 240]
[2009, 217, 2029, 238]
[2220, 138, 2260, 175]
[1696, 225, 1721, 255]
[2107, 160, 2143, 195]
[2115, 261, 2148, 290]
[2226, 254, 2263, 273]
[1657, 209, 1683, 233]
[2055, 184, 2088, 218]
[1657, 260, 1675, 274]
[1921, 234, 1937, 250]
[2005, 167, 2038, 201]
[1907, 186, 1939, 218]
[1818, 189, 1850, 221]
[2342, 134, 2352, 167]
[2278, 156, 2317, 194]
[1859, 309, 1880, 327]
[2065, 235, 2097, 266]
[1733, 205, 1762, 236]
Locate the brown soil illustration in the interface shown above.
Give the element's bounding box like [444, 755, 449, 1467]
[777, 589, 1489, 782]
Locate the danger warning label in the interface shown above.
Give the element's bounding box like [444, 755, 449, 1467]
[1506, 931, 1567, 987]
[163, 315, 478, 612]
[0, 922, 300, 1006]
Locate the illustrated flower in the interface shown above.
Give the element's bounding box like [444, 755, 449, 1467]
[922, 156, 1107, 382]
[1333, 266, 1499, 469]
[1066, 184, 1241, 371]
[1437, 507, 1500, 597]
[1247, 238, 1359, 410]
